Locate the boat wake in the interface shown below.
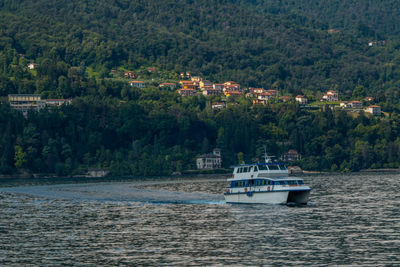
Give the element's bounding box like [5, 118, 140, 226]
[0, 182, 226, 205]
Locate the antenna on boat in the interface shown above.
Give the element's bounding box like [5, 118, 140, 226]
[263, 146, 275, 163]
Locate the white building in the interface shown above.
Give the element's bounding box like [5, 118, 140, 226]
[129, 81, 146, 88]
[350, 101, 363, 109]
[365, 105, 381, 115]
[28, 63, 38, 70]
[212, 102, 226, 110]
[295, 95, 308, 104]
[196, 148, 222, 169]
[321, 90, 338, 101]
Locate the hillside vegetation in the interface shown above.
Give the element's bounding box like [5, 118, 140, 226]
[1, 0, 400, 176]
[1, 0, 400, 96]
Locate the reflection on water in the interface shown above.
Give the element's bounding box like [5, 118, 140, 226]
[0, 173, 400, 266]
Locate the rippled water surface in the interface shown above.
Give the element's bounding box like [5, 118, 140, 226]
[1, 173, 400, 266]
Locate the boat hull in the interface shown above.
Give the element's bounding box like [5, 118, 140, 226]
[224, 190, 310, 205]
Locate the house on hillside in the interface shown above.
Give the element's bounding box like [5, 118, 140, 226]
[350, 101, 363, 108]
[178, 88, 197, 96]
[280, 96, 291, 102]
[247, 88, 265, 98]
[365, 105, 381, 115]
[159, 82, 177, 89]
[328, 29, 341, 34]
[8, 94, 44, 116]
[212, 102, 226, 110]
[44, 99, 72, 107]
[340, 101, 363, 109]
[124, 71, 137, 78]
[340, 101, 351, 108]
[202, 88, 220, 96]
[196, 148, 222, 169]
[295, 95, 308, 104]
[224, 90, 242, 98]
[191, 76, 202, 82]
[8, 94, 72, 117]
[199, 80, 212, 89]
[201, 85, 213, 91]
[281, 149, 301, 162]
[213, 84, 224, 91]
[86, 168, 110, 178]
[321, 90, 338, 101]
[257, 92, 273, 102]
[266, 90, 278, 96]
[130, 81, 146, 88]
[28, 63, 38, 70]
[223, 81, 241, 92]
[180, 80, 197, 89]
[180, 72, 191, 79]
[368, 40, 386, 47]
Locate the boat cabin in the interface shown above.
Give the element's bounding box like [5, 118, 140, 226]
[230, 162, 288, 180]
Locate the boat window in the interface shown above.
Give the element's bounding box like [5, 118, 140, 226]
[297, 180, 304, 185]
[236, 168, 240, 173]
[239, 168, 243, 173]
[258, 165, 269, 170]
[249, 166, 253, 172]
[254, 166, 258, 172]
[248, 180, 255, 186]
[279, 165, 286, 170]
[287, 180, 297, 185]
[268, 164, 280, 170]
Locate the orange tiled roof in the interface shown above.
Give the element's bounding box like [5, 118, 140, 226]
[160, 83, 176, 86]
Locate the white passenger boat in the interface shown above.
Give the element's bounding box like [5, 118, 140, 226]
[224, 157, 311, 205]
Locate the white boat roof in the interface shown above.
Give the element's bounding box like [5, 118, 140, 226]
[230, 162, 286, 168]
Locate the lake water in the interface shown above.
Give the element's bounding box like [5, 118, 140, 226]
[0, 173, 400, 266]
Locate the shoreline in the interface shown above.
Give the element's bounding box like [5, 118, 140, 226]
[1, 167, 400, 180]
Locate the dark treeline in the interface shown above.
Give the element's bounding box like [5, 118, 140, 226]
[2, 91, 400, 176]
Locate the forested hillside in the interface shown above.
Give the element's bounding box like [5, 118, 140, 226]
[1, 0, 400, 176]
[251, 0, 400, 38]
[2, 0, 400, 95]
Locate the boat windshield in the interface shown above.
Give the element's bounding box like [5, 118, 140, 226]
[268, 165, 280, 170]
[258, 165, 269, 170]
